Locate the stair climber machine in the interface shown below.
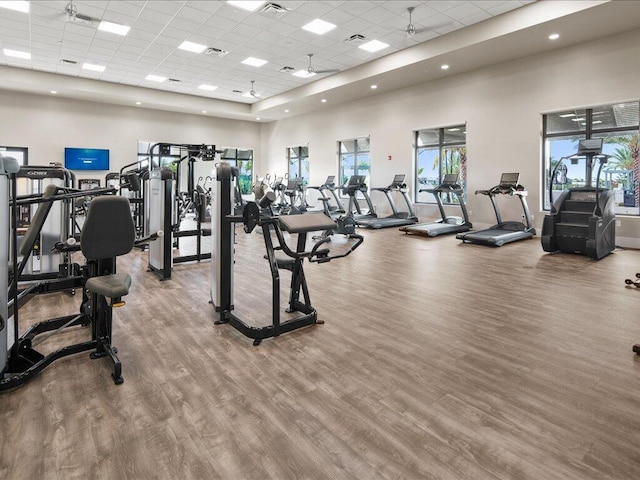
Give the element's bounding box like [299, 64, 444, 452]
[211, 163, 363, 345]
[400, 173, 472, 237]
[456, 173, 535, 246]
[542, 138, 615, 260]
[356, 174, 418, 229]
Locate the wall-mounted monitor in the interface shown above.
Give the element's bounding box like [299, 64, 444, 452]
[64, 148, 110, 171]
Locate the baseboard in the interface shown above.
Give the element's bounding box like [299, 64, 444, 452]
[616, 236, 640, 250]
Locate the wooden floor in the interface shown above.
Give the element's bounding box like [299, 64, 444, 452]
[2, 226, 640, 479]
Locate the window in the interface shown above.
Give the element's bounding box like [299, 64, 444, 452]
[542, 102, 640, 214]
[339, 137, 370, 195]
[288, 146, 309, 184]
[221, 148, 253, 195]
[414, 125, 466, 203]
[0, 146, 28, 166]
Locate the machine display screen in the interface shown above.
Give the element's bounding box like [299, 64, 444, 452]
[64, 148, 110, 170]
[443, 173, 459, 184]
[577, 138, 603, 155]
[500, 173, 520, 185]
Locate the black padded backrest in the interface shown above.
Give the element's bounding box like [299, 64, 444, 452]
[81, 196, 135, 259]
[20, 184, 58, 256]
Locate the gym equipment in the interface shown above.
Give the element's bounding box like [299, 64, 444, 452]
[356, 174, 418, 229]
[400, 173, 472, 237]
[148, 166, 211, 280]
[2, 179, 136, 391]
[211, 162, 363, 345]
[456, 173, 535, 246]
[342, 175, 377, 221]
[624, 274, 640, 354]
[1, 155, 20, 376]
[307, 175, 345, 218]
[541, 138, 615, 260]
[14, 165, 72, 281]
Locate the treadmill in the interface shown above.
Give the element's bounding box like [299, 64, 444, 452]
[342, 175, 377, 222]
[357, 174, 418, 229]
[456, 173, 535, 246]
[400, 173, 472, 237]
[307, 175, 345, 218]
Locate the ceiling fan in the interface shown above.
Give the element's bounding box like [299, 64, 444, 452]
[402, 6, 453, 38]
[306, 54, 339, 75]
[60, 0, 97, 26]
[247, 80, 260, 98]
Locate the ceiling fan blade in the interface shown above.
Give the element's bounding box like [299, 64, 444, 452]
[314, 69, 340, 74]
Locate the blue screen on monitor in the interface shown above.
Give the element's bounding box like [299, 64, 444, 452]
[64, 148, 109, 170]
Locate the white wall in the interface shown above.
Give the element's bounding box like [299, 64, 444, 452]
[0, 91, 261, 187]
[260, 29, 640, 244]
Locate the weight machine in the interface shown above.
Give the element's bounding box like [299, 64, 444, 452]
[211, 162, 363, 345]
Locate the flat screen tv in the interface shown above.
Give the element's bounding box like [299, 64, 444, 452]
[64, 148, 110, 171]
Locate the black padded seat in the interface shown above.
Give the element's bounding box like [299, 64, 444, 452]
[85, 273, 131, 298]
[278, 214, 337, 234]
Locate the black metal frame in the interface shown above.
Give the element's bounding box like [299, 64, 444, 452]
[2, 184, 127, 392]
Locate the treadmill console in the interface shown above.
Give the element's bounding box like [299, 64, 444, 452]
[391, 174, 406, 188]
[325, 175, 335, 187]
[343, 175, 367, 194]
[442, 173, 459, 186]
[499, 173, 520, 187]
[577, 138, 603, 156]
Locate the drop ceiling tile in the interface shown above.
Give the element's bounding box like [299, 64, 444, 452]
[340, 17, 375, 34]
[444, 2, 484, 20]
[472, 0, 510, 10]
[330, 1, 375, 17]
[241, 13, 279, 30]
[486, 2, 523, 16]
[131, 19, 167, 34]
[104, 1, 143, 17]
[138, 8, 176, 26]
[189, 1, 224, 14]
[458, 10, 492, 26]
[145, 1, 185, 16]
[277, 10, 316, 29]
[429, 1, 465, 13]
[359, 6, 397, 25]
[294, 1, 337, 18]
[214, 5, 252, 23]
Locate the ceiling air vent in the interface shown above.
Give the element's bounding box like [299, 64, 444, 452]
[167, 78, 181, 83]
[260, 3, 289, 17]
[204, 47, 229, 57]
[344, 34, 366, 44]
[279, 66, 295, 73]
[61, 59, 78, 65]
[232, 90, 243, 94]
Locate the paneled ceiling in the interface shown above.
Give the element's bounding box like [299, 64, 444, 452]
[0, 0, 533, 103]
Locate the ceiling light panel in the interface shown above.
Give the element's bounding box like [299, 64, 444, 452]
[145, 74, 167, 82]
[98, 21, 131, 36]
[3, 49, 30, 59]
[242, 57, 268, 67]
[0, 1, 29, 13]
[178, 41, 208, 53]
[198, 84, 218, 91]
[293, 70, 316, 78]
[227, 1, 266, 12]
[358, 40, 389, 53]
[82, 63, 106, 72]
[302, 19, 337, 35]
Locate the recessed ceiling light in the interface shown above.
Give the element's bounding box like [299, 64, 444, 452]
[82, 63, 105, 72]
[549, 33, 560, 40]
[98, 21, 130, 36]
[302, 19, 337, 35]
[3, 48, 30, 60]
[50, 90, 57, 94]
[226, 1, 265, 11]
[256, 117, 261, 120]
[447, 128, 461, 132]
[321, 99, 327, 103]
[0, 1, 29, 13]
[592, 120, 603, 124]
[292, 70, 316, 78]
[559, 113, 576, 118]
[202, 110, 207, 114]
[358, 40, 389, 53]
[198, 84, 218, 91]
[135, 101, 142, 105]
[441, 64, 449, 70]
[145, 74, 167, 82]
[178, 40, 207, 53]
[284, 109, 289, 113]
[370, 85, 377, 89]
[242, 57, 268, 67]
[571, 118, 586, 122]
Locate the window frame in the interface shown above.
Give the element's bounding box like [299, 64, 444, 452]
[338, 137, 371, 198]
[287, 145, 309, 184]
[414, 125, 466, 204]
[220, 147, 254, 195]
[542, 102, 640, 213]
